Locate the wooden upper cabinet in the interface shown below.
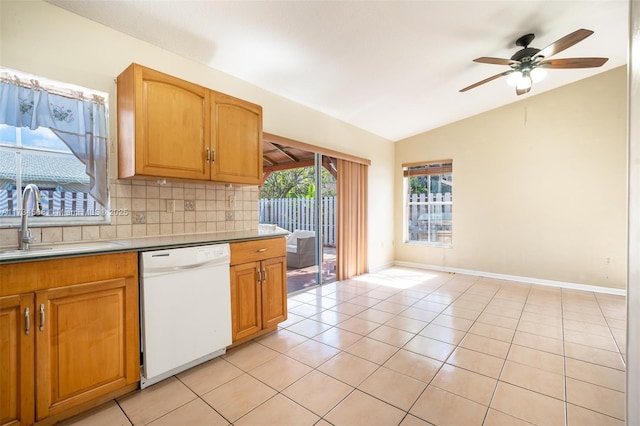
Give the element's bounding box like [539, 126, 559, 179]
[118, 63, 210, 180]
[117, 63, 263, 184]
[211, 92, 263, 185]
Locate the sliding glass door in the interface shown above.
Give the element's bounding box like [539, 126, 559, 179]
[258, 151, 337, 294]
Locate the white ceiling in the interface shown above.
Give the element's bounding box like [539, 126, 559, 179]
[47, 0, 628, 142]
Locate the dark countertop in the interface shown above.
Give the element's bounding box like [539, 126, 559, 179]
[0, 228, 289, 264]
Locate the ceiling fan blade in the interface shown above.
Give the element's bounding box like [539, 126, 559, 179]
[539, 57, 609, 69]
[516, 85, 531, 96]
[474, 57, 520, 66]
[533, 29, 594, 59]
[460, 71, 512, 92]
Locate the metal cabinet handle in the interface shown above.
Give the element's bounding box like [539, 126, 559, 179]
[255, 248, 267, 253]
[25, 307, 30, 335]
[39, 304, 45, 331]
[211, 149, 216, 163]
[262, 269, 267, 282]
[257, 268, 262, 285]
[206, 148, 211, 164]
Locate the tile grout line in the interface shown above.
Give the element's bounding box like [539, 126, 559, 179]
[373, 272, 461, 424]
[390, 275, 501, 423]
[479, 279, 532, 425]
[561, 288, 569, 426]
[309, 272, 464, 424]
[593, 292, 627, 363]
[264, 277, 427, 424]
[106, 271, 626, 426]
[312, 274, 446, 423]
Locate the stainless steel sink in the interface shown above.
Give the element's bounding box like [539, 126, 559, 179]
[0, 241, 128, 258]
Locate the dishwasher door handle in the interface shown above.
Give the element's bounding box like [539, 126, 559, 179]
[144, 260, 229, 276]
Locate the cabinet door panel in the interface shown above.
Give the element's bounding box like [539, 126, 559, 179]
[35, 277, 138, 420]
[0, 294, 34, 426]
[140, 78, 209, 179]
[261, 257, 287, 329]
[230, 262, 262, 342]
[118, 64, 211, 180]
[212, 92, 262, 184]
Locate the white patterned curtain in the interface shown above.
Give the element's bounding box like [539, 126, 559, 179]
[0, 74, 109, 207]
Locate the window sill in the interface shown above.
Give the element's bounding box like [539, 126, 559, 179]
[404, 241, 453, 249]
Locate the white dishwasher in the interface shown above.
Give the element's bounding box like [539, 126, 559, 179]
[140, 243, 231, 389]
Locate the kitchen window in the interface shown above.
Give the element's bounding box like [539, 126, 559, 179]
[404, 160, 452, 246]
[0, 68, 110, 227]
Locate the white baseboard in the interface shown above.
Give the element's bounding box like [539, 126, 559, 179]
[392, 261, 626, 296]
[368, 261, 395, 274]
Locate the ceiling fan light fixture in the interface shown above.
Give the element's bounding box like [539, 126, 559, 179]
[506, 71, 523, 87]
[530, 67, 547, 83]
[460, 29, 608, 96]
[516, 71, 532, 90]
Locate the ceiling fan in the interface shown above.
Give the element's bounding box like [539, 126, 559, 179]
[460, 29, 609, 96]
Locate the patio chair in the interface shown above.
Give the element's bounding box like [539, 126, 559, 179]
[286, 230, 316, 269]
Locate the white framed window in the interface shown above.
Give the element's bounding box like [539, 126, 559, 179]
[0, 68, 110, 227]
[404, 160, 452, 246]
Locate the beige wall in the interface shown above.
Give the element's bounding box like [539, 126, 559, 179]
[5, 1, 624, 286]
[395, 66, 628, 289]
[0, 0, 395, 270]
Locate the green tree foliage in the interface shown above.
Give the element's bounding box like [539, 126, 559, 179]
[409, 175, 452, 195]
[260, 167, 336, 199]
[410, 176, 428, 194]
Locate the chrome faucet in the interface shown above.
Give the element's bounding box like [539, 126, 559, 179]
[18, 184, 43, 250]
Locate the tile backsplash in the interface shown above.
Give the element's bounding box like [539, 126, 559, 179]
[0, 179, 259, 247]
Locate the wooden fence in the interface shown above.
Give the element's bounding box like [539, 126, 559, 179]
[0, 189, 100, 217]
[259, 197, 336, 246]
[407, 192, 452, 243]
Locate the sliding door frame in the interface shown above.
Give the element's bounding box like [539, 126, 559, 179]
[264, 133, 370, 287]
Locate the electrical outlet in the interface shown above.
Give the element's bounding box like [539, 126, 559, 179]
[166, 199, 175, 213]
[225, 211, 235, 221]
[132, 212, 146, 224]
[184, 200, 195, 211]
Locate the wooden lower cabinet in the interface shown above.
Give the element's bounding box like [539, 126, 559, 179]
[0, 294, 34, 426]
[230, 261, 262, 341]
[0, 253, 139, 426]
[229, 238, 287, 343]
[260, 257, 288, 329]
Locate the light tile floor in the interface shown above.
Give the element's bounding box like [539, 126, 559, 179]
[61, 267, 627, 426]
